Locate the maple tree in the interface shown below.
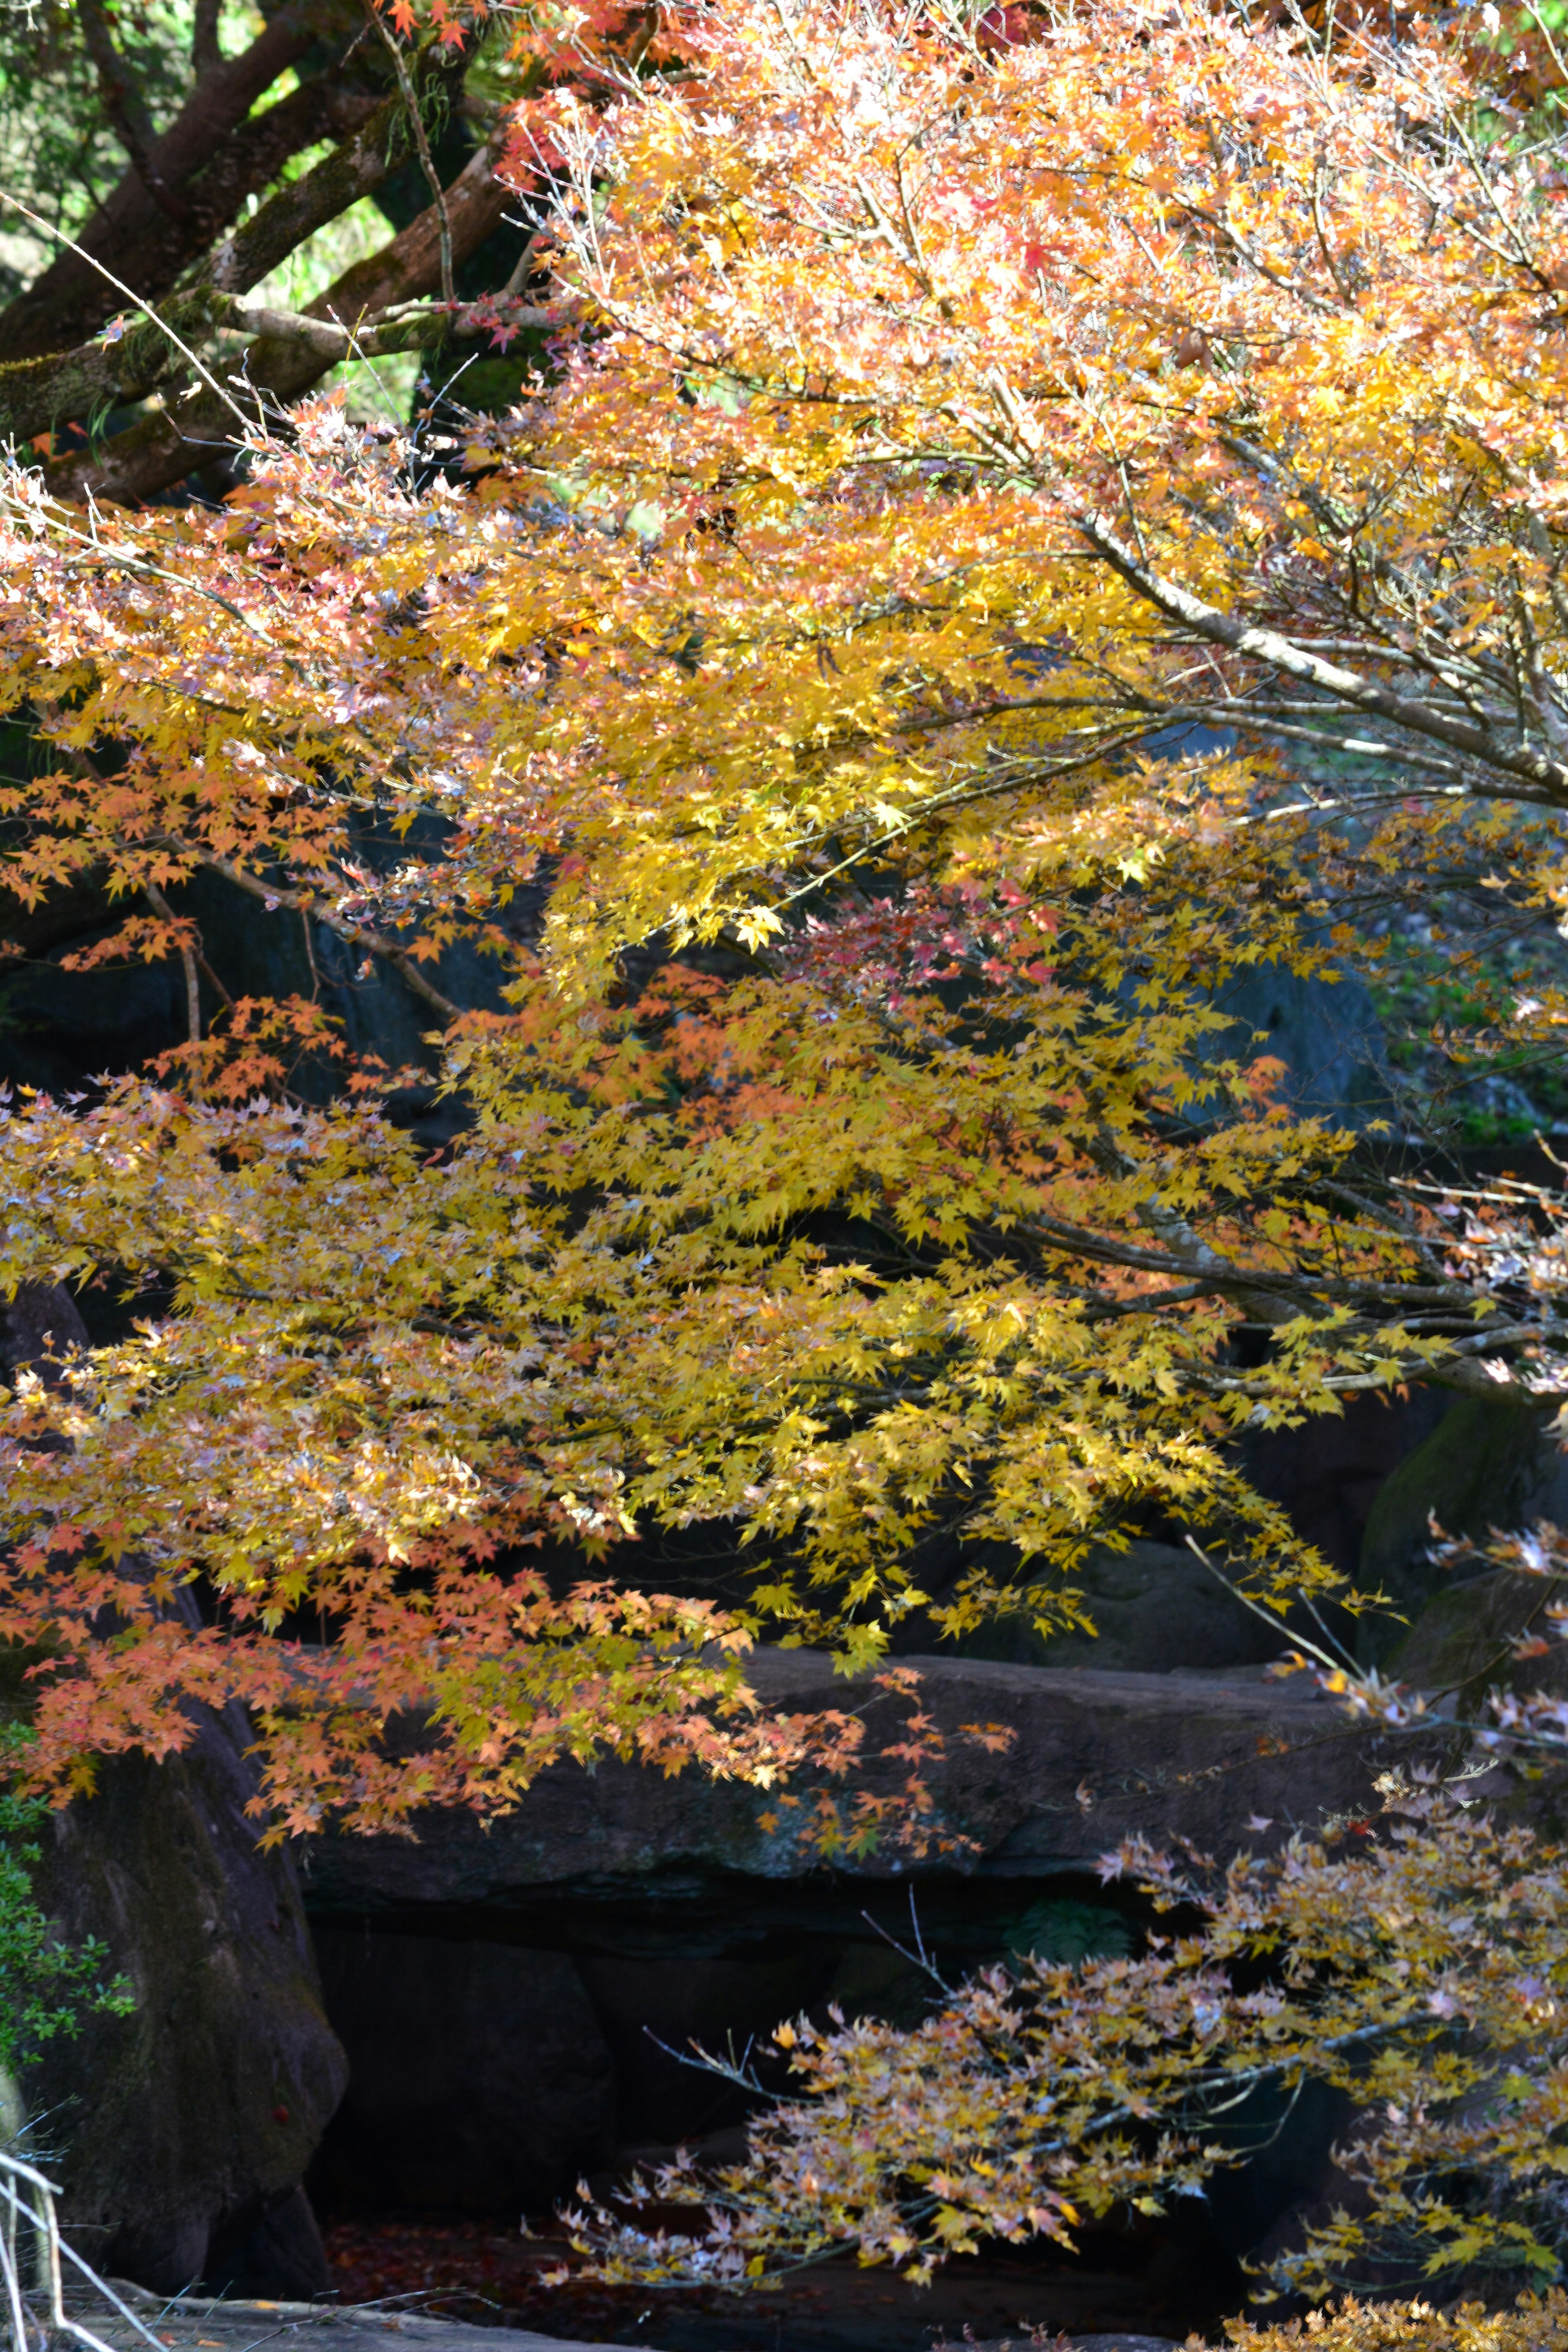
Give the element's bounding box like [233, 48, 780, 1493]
[1, 0, 1568, 1836]
[8, 0, 1568, 2301]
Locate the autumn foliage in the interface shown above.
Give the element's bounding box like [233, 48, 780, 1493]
[555, 1766, 1568, 2296]
[2, 0, 1568, 1849]
[1181, 2302, 1568, 2352]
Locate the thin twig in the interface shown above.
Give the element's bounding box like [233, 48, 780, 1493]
[368, 10, 455, 303]
[193, 848, 461, 1020]
[145, 880, 204, 1082]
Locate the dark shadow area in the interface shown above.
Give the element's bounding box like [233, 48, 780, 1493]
[303, 1872, 1331, 2352]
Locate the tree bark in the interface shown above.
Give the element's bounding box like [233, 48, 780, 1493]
[205, 91, 413, 294]
[2, 288, 554, 449]
[0, 78, 398, 445]
[0, 80, 410, 449]
[38, 128, 517, 505]
[134, 74, 386, 280]
[0, 4, 325, 360]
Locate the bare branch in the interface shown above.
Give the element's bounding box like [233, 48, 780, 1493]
[75, 0, 188, 225]
[1075, 510, 1568, 805]
[369, 9, 456, 305]
[190, 850, 462, 1022]
[192, 0, 221, 76]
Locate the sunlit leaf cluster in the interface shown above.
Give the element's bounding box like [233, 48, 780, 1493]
[3, 0, 1568, 1817]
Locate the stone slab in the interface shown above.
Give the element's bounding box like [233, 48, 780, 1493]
[79, 2292, 1192, 2352]
[299, 1648, 1434, 1922]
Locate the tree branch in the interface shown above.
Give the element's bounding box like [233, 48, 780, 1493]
[192, 0, 221, 77]
[204, 91, 403, 294]
[0, 2, 321, 360]
[218, 288, 561, 359]
[1075, 511, 1568, 806]
[0, 282, 556, 451]
[306, 119, 514, 332]
[38, 127, 518, 505]
[145, 879, 204, 1082]
[75, 0, 188, 226]
[1, 290, 224, 446]
[369, 11, 455, 305]
[191, 852, 462, 1022]
[9, 74, 386, 366]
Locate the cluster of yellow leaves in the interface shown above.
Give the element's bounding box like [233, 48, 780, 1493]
[2, 0, 1568, 1804]
[559, 1775, 1568, 2297]
[1222, 2296, 1568, 2352]
[0, 977, 1427, 1816]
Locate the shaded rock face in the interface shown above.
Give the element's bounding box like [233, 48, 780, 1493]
[1384, 1564, 1568, 1861]
[301, 1650, 1424, 2244]
[0, 856, 528, 1118]
[23, 1709, 348, 2296]
[310, 1933, 616, 2214]
[1389, 1565, 1568, 1703]
[911, 1388, 1455, 1670]
[958, 1542, 1295, 1674]
[1360, 1394, 1568, 1654]
[1207, 963, 1392, 1129]
[0, 1283, 97, 1381]
[301, 1651, 1412, 1918]
[1241, 1384, 1452, 1583]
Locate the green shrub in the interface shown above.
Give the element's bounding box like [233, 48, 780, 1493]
[0, 1734, 131, 2078]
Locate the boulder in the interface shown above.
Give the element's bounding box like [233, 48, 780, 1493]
[1388, 1565, 1568, 1706]
[945, 2341, 1181, 2352]
[0, 859, 528, 1116]
[298, 1648, 1418, 1922]
[1383, 1564, 1568, 1855]
[1240, 1383, 1452, 1581]
[1359, 1393, 1568, 1656]
[300, 1648, 1431, 2214]
[1207, 962, 1392, 1129]
[957, 1541, 1290, 1674]
[67, 2284, 643, 2352]
[22, 1707, 348, 2296]
[0, 1282, 96, 1381]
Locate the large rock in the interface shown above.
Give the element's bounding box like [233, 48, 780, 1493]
[300, 1651, 1424, 2244]
[1207, 962, 1392, 1128]
[1388, 1565, 1568, 1706]
[1383, 1566, 1568, 1850]
[1240, 1383, 1452, 1582]
[1359, 1393, 1568, 1655]
[958, 1541, 1292, 1674]
[0, 857, 526, 1116]
[299, 1649, 1419, 1922]
[22, 1707, 349, 2296]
